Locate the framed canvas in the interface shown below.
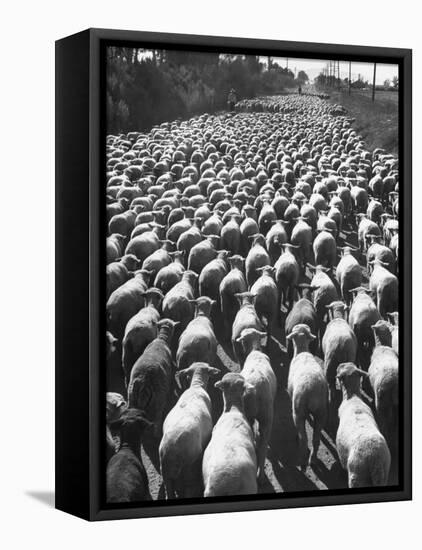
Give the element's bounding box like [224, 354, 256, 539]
[55, 28, 412, 521]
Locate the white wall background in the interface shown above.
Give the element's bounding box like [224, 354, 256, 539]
[0, 0, 418, 547]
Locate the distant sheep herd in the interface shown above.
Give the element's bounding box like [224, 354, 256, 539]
[105, 94, 399, 502]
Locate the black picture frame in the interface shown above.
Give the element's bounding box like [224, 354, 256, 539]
[55, 28, 412, 521]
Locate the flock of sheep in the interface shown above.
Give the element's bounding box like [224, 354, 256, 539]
[105, 94, 399, 503]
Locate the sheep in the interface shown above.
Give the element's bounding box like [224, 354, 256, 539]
[154, 250, 185, 294]
[322, 301, 357, 409]
[235, 328, 277, 481]
[245, 233, 271, 287]
[348, 287, 382, 367]
[106, 269, 152, 340]
[106, 408, 152, 502]
[369, 259, 398, 318]
[107, 233, 126, 264]
[308, 265, 338, 335]
[366, 235, 395, 274]
[265, 220, 288, 264]
[128, 318, 179, 436]
[327, 205, 343, 236]
[125, 225, 165, 262]
[106, 392, 127, 461]
[300, 204, 318, 236]
[232, 292, 264, 366]
[366, 199, 383, 224]
[258, 199, 277, 235]
[176, 296, 218, 371]
[122, 287, 164, 386]
[335, 246, 362, 306]
[187, 234, 220, 274]
[313, 229, 337, 269]
[240, 212, 259, 256]
[159, 363, 220, 499]
[220, 214, 242, 255]
[285, 287, 318, 357]
[219, 254, 248, 333]
[309, 193, 328, 213]
[199, 250, 230, 310]
[202, 373, 258, 496]
[336, 185, 352, 220]
[109, 209, 137, 237]
[250, 265, 278, 341]
[369, 174, 384, 200]
[106, 197, 130, 223]
[162, 270, 198, 336]
[166, 216, 193, 243]
[106, 254, 139, 299]
[335, 362, 391, 487]
[291, 217, 313, 269]
[350, 185, 369, 214]
[356, 214, 381, 252]
[368, 321, 399, 443]
[201, 211, 223, 236]
[141, 245, 172, 279]
[176, 218, 203, 257]
[274, 242, 301, 312]
[317, 213, 338, 239]
[382, 216, 399, 247]
[287, 324, 328, 468]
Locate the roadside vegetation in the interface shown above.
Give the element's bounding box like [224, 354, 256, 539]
[325, 89, 399, 155]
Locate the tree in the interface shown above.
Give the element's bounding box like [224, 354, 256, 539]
[383, 79, 391, 90]
[297, 70, 309, 84]
[392, 75, 399, 89]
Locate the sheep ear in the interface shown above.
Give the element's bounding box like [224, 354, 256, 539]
[286, 333, 294, 341]
[214, 380, 223, 390]
[208, 367, 221, 377]
[356, 368, 369, 377]
[335, 377, 341, 391]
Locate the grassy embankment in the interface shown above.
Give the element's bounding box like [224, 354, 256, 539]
[327, 89, 398, 155]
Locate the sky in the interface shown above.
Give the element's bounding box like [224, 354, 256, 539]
[262, 57, 398, 86]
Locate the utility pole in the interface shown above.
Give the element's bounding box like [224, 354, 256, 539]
[337, 60, 340, 90]
[372, 62, 377, 102]
[349, 61, 351, 95]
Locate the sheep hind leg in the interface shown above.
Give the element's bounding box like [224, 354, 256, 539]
[293, 412, 309, 471]
[256, 416, 272, 483]
[348, 471, 366, 488]
[163, 477, 176, 500]
[309, 414, 324, 466]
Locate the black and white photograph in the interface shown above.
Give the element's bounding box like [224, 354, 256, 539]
[104, 46, 402, 504]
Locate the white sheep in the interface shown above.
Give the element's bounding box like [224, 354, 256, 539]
[203, 373, 257, 496]
[159, 363, 220, 499]
[287, 324, 328, 469]
[336, 362, 391, 487]
[235, 328, 277, 481]
[368, 321, 399, 442]
[106, 392, 127, 461]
